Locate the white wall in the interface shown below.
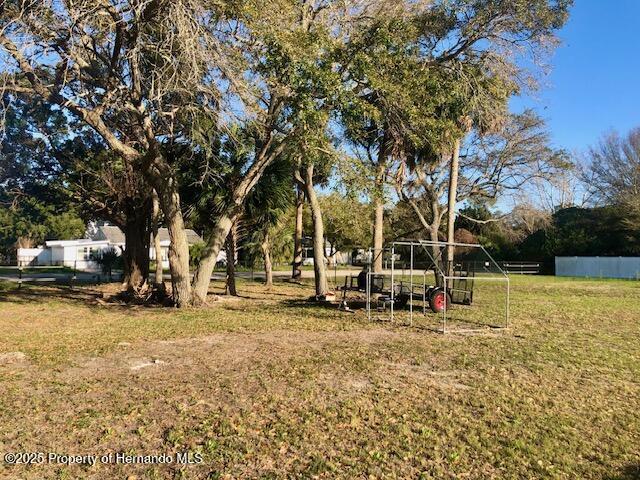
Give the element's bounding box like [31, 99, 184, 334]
[556, 256, 640, 280]
[150, 246, 169, 269]
[42, 243, 113, 270]
[51, 246, 64, 264]
[18, 241, 221, 271]
[17, 248, 51, 266]
[65, 244, 115, 271]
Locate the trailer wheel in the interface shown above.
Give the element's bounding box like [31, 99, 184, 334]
[429, 289, 451, 313]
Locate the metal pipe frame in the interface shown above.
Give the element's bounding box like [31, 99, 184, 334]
[390, 245, 395, 323]
[364, 240, 510, 333]
[392, 240, 510, 333]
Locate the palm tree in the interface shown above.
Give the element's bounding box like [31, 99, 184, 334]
[244, 157, 295, 287]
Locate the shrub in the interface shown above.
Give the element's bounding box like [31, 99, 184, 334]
[92, 247, 123, 277]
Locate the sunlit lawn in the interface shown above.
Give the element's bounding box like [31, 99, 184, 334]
[0, 275, 638, 479]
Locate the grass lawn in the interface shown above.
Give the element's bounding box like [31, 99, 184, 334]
[0, 275, 638, 479]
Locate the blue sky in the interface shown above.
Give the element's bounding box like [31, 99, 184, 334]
[510, 0, 640, 153]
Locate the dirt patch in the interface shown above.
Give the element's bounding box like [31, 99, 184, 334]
[58, 329, 401, 379]
[0, 351, 28, 364]
[129, 358, 167, 371]
[205, 294, 244, 304]
[380, 360, 471, 390]
[314, 372, 373, 398]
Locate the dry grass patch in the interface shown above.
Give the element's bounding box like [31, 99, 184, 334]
[0, 276, 639, 479]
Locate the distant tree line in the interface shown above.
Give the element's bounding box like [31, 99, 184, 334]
[448, 126, 640, 269]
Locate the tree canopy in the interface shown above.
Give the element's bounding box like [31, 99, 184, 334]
[0, 0, 576, 302]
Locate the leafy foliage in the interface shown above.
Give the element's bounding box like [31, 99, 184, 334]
[92, 247, 123, 276]
[189, 242, 207, 268]
[0, 97, 85, 259]
[305, 193, 373, 253]
[243, 156, 296, 265]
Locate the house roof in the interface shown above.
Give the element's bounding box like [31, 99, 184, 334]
[92, 225, 126, 244]
[156, 227, 203, 244]
[91, 225, 202, 245]
[45, 239, 110, 247]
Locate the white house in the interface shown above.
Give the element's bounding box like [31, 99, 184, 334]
[16, 225, 212, 271]
[14, 247, 52, 266]
[301, 237, 351, 266]
[47, 238, 112, 270]
[17, 238, 112, 270]
[91, 225, 213, 269]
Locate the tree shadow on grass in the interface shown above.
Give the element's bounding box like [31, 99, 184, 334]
[0, 277, 313, 311]
[606, 465, 640, 480]
[0, 283, 165, 311]
[281, 298, 344, 311]
[0, 283, 104, 305]
[279, 298, 509, 336]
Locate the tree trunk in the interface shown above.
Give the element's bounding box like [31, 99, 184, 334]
[372, 144, 387, 273]
[400, 192, 442, 272]
[151, 173, 192, 307]
[429, 223, 444, 287]
[373, 196, 384, 272]
[192, 212, 240, 303]
[122, 205, 151, 292]
[151, 190, 164, 287]
[16, 237, 34, 249]
[262, 231, 273, 287]
[225, 223, 237, 296]
[446, 138, 462, 274]
[302, 164, 328, 298]
[190, 137, 290, 305]
[399, 184, 445, 286]
[292, 187, 304, 279]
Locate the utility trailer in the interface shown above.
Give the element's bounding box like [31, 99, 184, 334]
[339, 261, 476, 314]
[338, 240, 509, 333]
[369, 261, 475, 314]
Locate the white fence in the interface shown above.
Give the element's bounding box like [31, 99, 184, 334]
[555, 256, 640, 280]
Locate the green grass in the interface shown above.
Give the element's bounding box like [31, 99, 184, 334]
[0, 276, 638, 479]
